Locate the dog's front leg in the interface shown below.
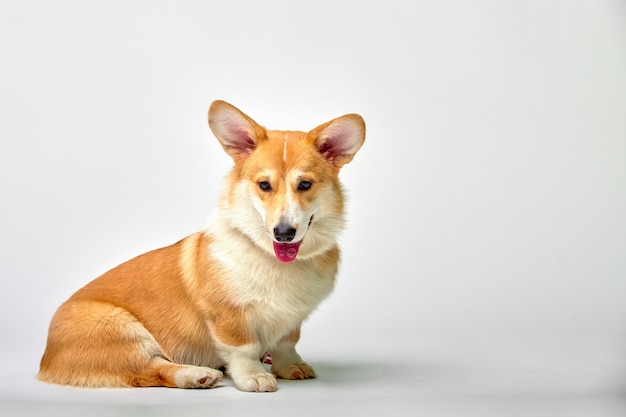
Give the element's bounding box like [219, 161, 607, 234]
[209, 303, 278, 392]
[219, 342, 277, 392]
[270, 326, 316, 380]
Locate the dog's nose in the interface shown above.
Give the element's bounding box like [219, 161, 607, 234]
[273, 224, 296, 242]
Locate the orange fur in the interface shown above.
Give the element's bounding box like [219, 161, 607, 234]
[38, 100, 365, 392]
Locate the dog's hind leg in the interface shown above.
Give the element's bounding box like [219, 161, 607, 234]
[38, 300, 222, 388]
[133, 356, 223, 388]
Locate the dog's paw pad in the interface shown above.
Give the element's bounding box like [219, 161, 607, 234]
[175, 366, 223, 389]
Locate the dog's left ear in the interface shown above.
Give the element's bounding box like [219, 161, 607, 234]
[309, 114, 366, 168]
[208, 100, 267, 160]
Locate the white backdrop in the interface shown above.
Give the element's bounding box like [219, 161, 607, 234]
[1, 1, 625, 416]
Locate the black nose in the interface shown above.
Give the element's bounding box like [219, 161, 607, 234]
[274, 224, 296, 242]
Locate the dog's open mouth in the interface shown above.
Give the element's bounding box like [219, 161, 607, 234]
[273, 241, 301, 263]
[272, 216, 313, 263]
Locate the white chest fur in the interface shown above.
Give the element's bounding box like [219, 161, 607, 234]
[205, 222, 336, 348]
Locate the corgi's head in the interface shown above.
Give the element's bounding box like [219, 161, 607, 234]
[208, 100, 365, 263]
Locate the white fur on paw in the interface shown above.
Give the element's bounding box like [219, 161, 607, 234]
[174, 366, 223, 389]
[235, 372, 277, 392]
[272, 361, 316, 380]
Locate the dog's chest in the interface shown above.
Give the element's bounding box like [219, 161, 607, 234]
[220, 252, 335, 344]
[233, 258, 334, 313]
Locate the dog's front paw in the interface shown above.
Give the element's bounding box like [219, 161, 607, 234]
[234, 372, 277, 392]
[272, 361, 316, 380]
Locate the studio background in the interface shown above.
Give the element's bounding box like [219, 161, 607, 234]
[1, 1, 625, 416]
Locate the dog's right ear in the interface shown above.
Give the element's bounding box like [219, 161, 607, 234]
[208, 100, 266, 160]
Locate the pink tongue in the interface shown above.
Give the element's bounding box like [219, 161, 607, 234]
[273, 241, 301, 263]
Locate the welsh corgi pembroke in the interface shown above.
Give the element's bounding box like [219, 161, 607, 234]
[38, 100, 365, 392]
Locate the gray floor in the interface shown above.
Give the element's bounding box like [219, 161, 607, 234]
[2, 332, 624, 417]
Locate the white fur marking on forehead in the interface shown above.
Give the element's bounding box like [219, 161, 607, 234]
[283, 134, 288, 162]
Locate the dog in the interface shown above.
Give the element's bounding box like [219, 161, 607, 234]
[37, 100, 365, 392]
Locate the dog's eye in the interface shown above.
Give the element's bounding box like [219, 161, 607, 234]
[258, 181, 272, 192]
[298, 180, 312, 191]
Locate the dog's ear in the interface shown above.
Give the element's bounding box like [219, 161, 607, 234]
[208, 100, 266, 159]
[309, 114, 365, 168]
